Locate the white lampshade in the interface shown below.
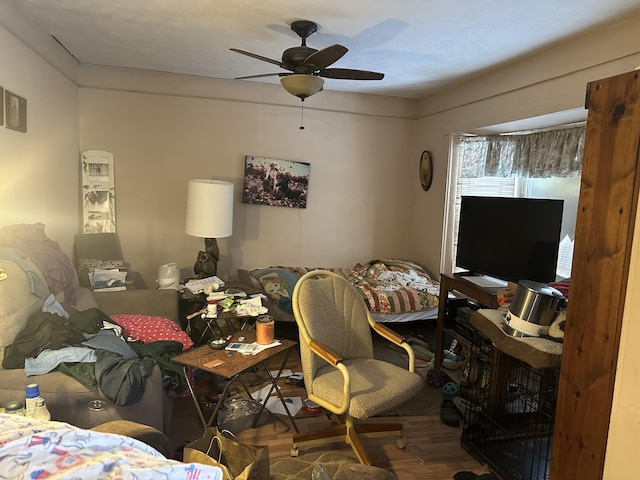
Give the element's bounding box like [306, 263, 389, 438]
[185, 179, 234, 238]
[280, 74, 324, 99]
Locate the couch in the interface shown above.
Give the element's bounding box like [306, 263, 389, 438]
[0, 225, 180, 434]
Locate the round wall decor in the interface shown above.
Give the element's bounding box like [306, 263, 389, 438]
[419, 150, 433, 191]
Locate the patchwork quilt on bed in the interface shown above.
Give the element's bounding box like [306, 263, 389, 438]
[249, 259, 440, 315]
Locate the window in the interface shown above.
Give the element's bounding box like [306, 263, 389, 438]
[446, 125, 585, 280]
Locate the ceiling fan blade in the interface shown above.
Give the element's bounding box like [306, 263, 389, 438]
[304, 44, 348, 69]
[234, 73, 285, 80]
[319, 68, 385, 80]
[230, 48, 283, 67]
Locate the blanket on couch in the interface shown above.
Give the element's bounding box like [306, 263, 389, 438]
[3, 306, 193, 405]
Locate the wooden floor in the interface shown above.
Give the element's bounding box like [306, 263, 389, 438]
[169, 347, 493, 480]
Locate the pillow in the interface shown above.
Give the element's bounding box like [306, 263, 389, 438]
[110, 314, 193, 351]
[249, 267, 308, 314]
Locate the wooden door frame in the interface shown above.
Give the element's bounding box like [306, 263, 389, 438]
[551, 70, 640, 479]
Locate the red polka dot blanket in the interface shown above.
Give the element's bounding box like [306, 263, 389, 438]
[110, 314, 194, 351]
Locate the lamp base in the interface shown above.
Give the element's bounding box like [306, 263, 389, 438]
[193, 238, 219, 278]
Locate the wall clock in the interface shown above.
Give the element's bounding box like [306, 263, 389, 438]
[419, 150, 433, 191]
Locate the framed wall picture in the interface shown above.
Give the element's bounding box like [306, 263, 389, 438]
[242, 155, 310, 208]
[81, 150, 116, 233]
[5, 90, 26, 132]
[0, 86, 3, 126]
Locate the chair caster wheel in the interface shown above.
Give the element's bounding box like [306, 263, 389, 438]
[395, 436, 407, 449]
[291, 446, 299, 457]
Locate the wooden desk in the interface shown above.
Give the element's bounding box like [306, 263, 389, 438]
[172, 331, 299, 433]
[435, 273, 500, 368]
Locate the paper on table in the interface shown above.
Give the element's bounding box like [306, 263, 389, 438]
[185, 275, 225, 294]
[250, 340, 282, 355]
[234, 296, 268, 316]
[225, 340, 282, 355]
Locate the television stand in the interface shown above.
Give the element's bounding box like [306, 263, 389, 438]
[458, 273, 508, 288]
[435, 273, 501, 369]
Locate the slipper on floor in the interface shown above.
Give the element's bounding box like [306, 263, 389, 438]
[453, 472, 498, 480]
[453, 396, 483, 424]
[453, 472, 479, 480]
[440, 399, 459, 427]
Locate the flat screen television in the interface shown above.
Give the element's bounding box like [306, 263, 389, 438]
[456, 196, 564, 284]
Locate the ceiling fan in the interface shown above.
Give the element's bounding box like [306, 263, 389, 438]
[230, 20, 384, 100]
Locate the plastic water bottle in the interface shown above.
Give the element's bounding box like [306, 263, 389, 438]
[32, 398, 51, 421]
[25, 383, 41, 417]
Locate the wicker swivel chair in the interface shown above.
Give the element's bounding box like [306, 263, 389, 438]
[291, 270, 424, 465]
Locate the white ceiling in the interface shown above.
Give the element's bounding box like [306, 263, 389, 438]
[13, 0, 640, 99]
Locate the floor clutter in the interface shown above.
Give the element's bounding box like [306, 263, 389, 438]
[166, 306, 494, 478]
[270, 451, 396, 480]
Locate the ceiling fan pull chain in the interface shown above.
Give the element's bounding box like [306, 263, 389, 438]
[299, 99, 305, 130]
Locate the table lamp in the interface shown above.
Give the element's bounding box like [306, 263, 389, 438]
[185, 179, 234, 278]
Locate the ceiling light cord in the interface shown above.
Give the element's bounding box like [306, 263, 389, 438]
[300, 100, 305, 130]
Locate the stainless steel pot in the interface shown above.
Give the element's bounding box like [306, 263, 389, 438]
[504, 280, 565, 337]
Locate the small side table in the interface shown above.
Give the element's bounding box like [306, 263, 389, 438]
[179, 284, 263, 345]
[185, 308, 239, 346]
[172, 331, 299, 433]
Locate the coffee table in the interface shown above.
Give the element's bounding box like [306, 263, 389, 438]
[172, 331, 299, 433]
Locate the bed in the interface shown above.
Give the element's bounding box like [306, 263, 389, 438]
[238, 259, 440, 324]
[0, 414, 223, 479]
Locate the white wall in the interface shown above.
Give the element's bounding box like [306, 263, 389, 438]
[78, 67, 417, 286]
[0, 1, 417, 287]
[0, 6, 79, 255]
[604, 206, 640, 478]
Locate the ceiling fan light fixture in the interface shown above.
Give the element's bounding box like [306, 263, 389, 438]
[280, 74, 324, 99]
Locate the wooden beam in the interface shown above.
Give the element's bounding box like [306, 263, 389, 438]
[551, 70, 640, 480]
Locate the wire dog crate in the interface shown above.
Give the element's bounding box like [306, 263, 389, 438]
[460, 331, 560, 480]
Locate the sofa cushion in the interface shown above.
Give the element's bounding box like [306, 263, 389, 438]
[0, 367, 168, 432]
[110, 314, 194, 351]
[0, 258, 48, 366]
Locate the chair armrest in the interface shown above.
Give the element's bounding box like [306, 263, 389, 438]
[309, 339, 344, 366]
[307, 338, 351, 414]
[371, 322, 407, 345]
[370, 321, 416, 373]
[94, 289, 179, 324]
